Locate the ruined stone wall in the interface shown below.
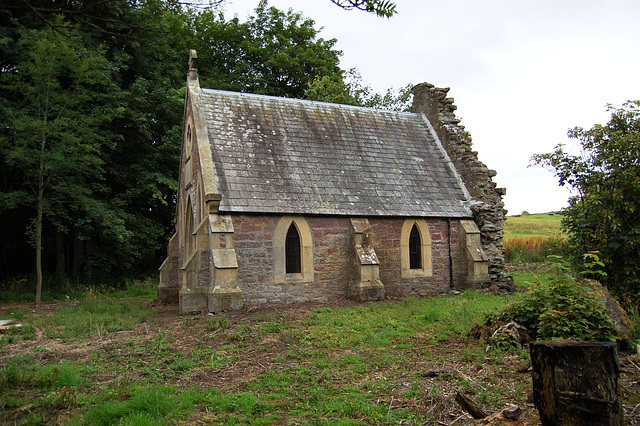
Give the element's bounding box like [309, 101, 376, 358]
[411, 83, 511, 288]
[232, 215, 464, 304]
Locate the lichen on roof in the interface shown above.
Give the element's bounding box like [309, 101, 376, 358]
[200, 88, 471, 218]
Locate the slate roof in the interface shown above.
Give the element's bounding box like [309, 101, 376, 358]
[199, 88, 472, 218]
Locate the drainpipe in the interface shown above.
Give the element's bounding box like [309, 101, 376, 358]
[447, 219, 454, 289]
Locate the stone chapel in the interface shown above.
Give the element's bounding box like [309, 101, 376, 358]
[158, 51, 510, 314]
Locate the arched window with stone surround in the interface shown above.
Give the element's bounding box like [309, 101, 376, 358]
[409, 224, 422, 270]
[184, 198, 195, 259]
[401, 219, 432, 278]
[285, 223, 301, 274]
[274, 216, 314, 283]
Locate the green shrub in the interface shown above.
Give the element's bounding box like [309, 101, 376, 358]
[497, 256, 619, 341]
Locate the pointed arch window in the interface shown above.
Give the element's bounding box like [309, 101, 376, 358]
[409, 224, 422, 270]
[184, 198, 195, 259]
[274, 216, 314, 283]
[401, 219, 432, 278]
[285, 224, 302, 274]
[185, 123, 193, 160]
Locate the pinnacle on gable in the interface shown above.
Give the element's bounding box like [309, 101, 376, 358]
[188, 49, 198, 81]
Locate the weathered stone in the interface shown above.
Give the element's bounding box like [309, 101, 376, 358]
[160, 52, 504, 313]
[490, 321, 531, 350]
[412, 83, 511, 290]
[587, 279, 633, 342]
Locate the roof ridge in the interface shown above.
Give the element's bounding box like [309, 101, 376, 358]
[200, 87, 417, 116]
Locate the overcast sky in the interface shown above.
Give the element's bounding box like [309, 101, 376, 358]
[221, 0, 640, 215]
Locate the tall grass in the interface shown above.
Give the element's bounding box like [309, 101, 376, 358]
[0, 276, 158, 303]
[28, 298, 156, 341]
[505, 236, 569, 264]
[504, 212, 568, 264]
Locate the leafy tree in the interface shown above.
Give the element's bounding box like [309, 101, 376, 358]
[187, 0, 345, 99]
[532, 101, 640, 306]
[0, 19, 122, 303]
[329, 0, 397, 17]
[0, 0, 406, 299]
[1, 0, 184, 288]
[306, 68, 412, 111]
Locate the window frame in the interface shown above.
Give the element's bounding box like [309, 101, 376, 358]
[274, 216, 314, 283]
[285, 223, 302, 274]
[400, 219, 432, 278]
[183, 197, 196, 261]
[408, 223, 422, 270]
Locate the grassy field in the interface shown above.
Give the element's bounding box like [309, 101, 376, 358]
[504, 212, 563, 240]
[2, 278, 639, 425]
[504, 213, 566, 264]
[1, 286, 534, 425]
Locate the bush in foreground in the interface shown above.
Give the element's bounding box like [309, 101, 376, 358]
[496, 256, 619, 341]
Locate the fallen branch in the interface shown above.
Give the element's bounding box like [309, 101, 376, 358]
[455, 391, 489, 419]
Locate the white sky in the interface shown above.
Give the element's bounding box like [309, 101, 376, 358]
[221, 0, 640, 215]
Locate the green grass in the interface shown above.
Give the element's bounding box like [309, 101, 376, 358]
[504, 212, 563, 240]
[504, 212, 568, 264]
[0, 277, 158, 304]
[30, 298, 155, 342]
[1, 291, 526, 425]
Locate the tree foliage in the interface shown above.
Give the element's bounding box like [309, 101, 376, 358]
[186, 0, 344, 98]
[1, 18, 125, 302]
[329, 0, 397, 17]
[532, 101, 640, 305]
[497, 257, 619, 341]
[306, 68, 412, 111]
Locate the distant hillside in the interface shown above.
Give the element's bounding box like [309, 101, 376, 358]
[504, 212, 563, 240]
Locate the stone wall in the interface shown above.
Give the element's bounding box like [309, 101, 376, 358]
[370, 218, 461, 296]
[232, 215, 464, 304]
[411, 83, 512, 289]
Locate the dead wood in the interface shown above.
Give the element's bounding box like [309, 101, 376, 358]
[530, 341, 623, 425]
[455, 390, 489, 419]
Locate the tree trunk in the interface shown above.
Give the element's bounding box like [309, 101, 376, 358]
[72, 230, 83, 279]
[530, 341, 623, 426]
[35, 183, 43, 305]
[56, 230, 66, 276]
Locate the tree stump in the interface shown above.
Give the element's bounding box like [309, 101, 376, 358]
[529, 341, 623, 425]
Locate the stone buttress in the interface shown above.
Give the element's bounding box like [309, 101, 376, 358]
[349, 218, 385, 301]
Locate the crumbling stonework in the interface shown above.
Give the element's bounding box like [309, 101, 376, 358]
[411, 83, 512, 289]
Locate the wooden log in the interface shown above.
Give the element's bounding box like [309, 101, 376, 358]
[455, 391, 489, 419]
[529, 341, 623, 425]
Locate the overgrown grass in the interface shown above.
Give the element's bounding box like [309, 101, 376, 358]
[2, 291, 524, 425]
[0, 276, 158, 303]
[504, 236, 569, 264]
[504, 212, 563, 240]
[504, 212, 568, 264]
[0, 284, 157, 345]
[32, 298, 156, 341]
